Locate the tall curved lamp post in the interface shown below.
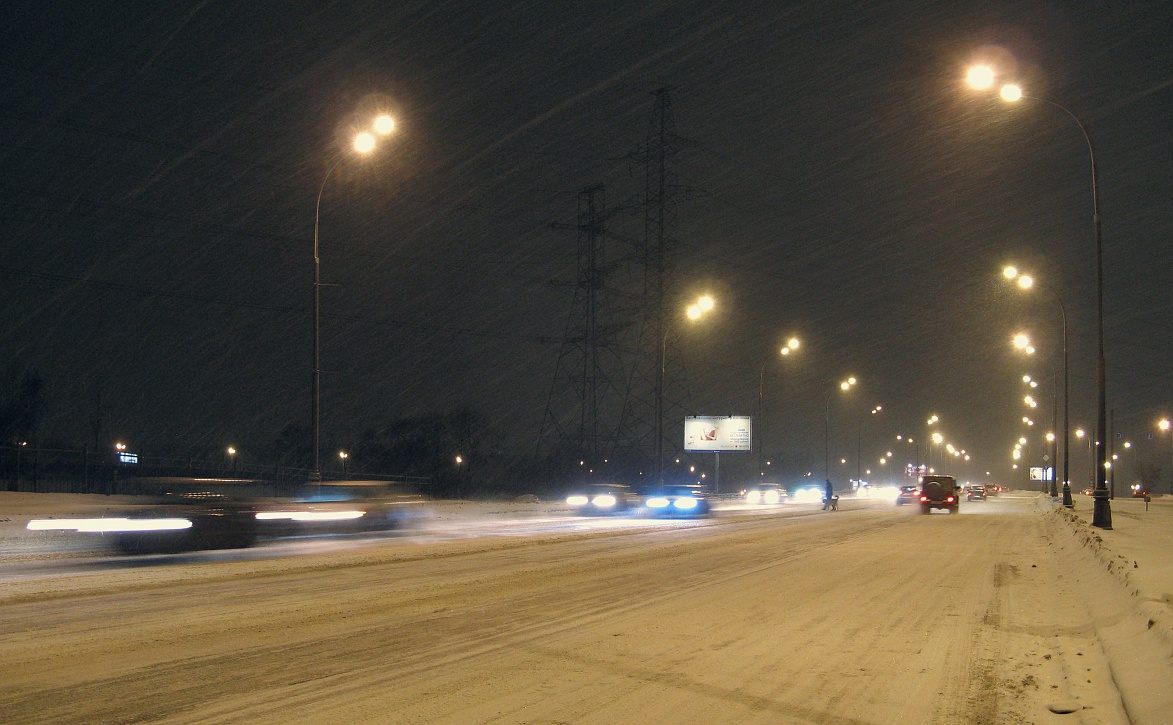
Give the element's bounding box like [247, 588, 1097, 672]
[758, 337, 800, 479]
[967, 65, 1110, 528]
[310, 113, 396, 482]
[824, 376, 857, 487]
[1159, 419, 1172, 494]
[656, 294, 716, 486]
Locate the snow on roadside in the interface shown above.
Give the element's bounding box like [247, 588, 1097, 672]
[1049, 493, 1173, 723]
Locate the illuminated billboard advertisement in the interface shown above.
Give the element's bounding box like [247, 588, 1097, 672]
[1029, 466, 1053, 481]
[684, 416, 752, 452]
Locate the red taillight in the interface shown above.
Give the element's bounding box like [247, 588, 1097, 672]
[919, 496, 928, 502]
[946, 496, 955, 503]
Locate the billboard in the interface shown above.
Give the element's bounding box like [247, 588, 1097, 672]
[1029, 466, 1053, 481]
[684, 416, 752, 452]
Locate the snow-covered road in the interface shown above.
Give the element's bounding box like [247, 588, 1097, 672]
[2, 492, 1169, 723]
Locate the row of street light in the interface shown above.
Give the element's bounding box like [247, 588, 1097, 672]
[966, 61, 1111, 528]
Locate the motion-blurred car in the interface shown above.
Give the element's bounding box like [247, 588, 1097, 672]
[895, 486, 920, 506]
[27, 478, 266, 555]
[644, 484, 712, 517]
[742, 485, 788, 505]
[565, 483, 641, 515]
[254, 480, 428, 536]
[966, 485, 987, 501]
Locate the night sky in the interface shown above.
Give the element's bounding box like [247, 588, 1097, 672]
[2, 1, 1170, 487]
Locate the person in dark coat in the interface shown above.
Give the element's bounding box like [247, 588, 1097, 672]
[823, 479, 835, 510]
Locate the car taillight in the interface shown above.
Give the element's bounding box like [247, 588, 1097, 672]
[919, 496, 928, 502]
[946, 496, 955, 503]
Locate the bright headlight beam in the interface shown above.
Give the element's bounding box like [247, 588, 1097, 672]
[27, 518, 193, 533]
[255, 510, 365, 522]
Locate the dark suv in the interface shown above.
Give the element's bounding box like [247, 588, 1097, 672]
[919, 475, 959, 514]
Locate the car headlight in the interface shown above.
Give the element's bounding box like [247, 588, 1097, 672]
[745, 491, 761, 504]
[646, 497, 670, 508]
[764, 490, 781, 504]
[592, 494, 617, 508]
[673, 497, 698, 510]
[566, 495, 588, 506]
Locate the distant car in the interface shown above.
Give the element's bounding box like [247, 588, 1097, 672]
[644, 484, 712, 517]
[895, 486, 920, 506]
[966, 485, 987, 501]
[1081, 487, 1094, 496]
[743, 485, 788, 505]
[565, 483, 641, 515]
[919, 475, 959, 514]
[986, 485, 1001, 496]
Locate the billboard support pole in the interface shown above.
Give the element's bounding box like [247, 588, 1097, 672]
[714, 452, 720, 495]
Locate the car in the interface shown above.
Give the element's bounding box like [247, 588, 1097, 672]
[255, 480, 429, 536]
[644, 484, 712, 517]
[27, 479, 265, 555]
[966, 485, 987, 501]
[918, 474, 959, 514]
[742, 485, 788, 505]
[895, 485, 920, 505]
[565, 483, 641, 515]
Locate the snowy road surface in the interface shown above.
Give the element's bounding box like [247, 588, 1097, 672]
[2, 492, 1168, 723]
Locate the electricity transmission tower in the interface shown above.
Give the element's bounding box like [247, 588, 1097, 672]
[537, 184, 628, 475]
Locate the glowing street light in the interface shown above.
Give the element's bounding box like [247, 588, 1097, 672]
[1159, 419, 1173, 494]
[657, 294, 717, 486]
[311, 107, 398, 482]
[967, 61, 1110, 527]
[759, 336, 801, 478]
[824, 376, 858, 486]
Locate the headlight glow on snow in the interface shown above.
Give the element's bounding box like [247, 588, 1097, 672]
[566, 495, 589, 506]
[27, 518, 194, 533]
[646, 497, 669, 508]
[255, 510, 366, 522]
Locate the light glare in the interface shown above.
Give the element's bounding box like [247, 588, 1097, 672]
[967, 65, 995, 90]
[373, 114, 395, 135]
[354, 132, 376, 154]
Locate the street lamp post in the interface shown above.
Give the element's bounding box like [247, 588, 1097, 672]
[758, 337, 800, 480]
[656, 294, 715, 486]
[824, 376, 857, 487]
[967, 65, 1110, 528]
[310, 112, 395, 483]
[1159, 419, 1172, 494]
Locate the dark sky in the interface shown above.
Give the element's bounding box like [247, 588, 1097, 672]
[2, 1, 1170, 486]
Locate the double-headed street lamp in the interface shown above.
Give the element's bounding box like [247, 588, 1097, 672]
[758, 337, 800, 479]
[656, 294, 716, 486]
[310, 111, 396, 483]
[1159, 419, 1172, 494]
[967, 63, 1110, 528]
[824, 376, 857, 486]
